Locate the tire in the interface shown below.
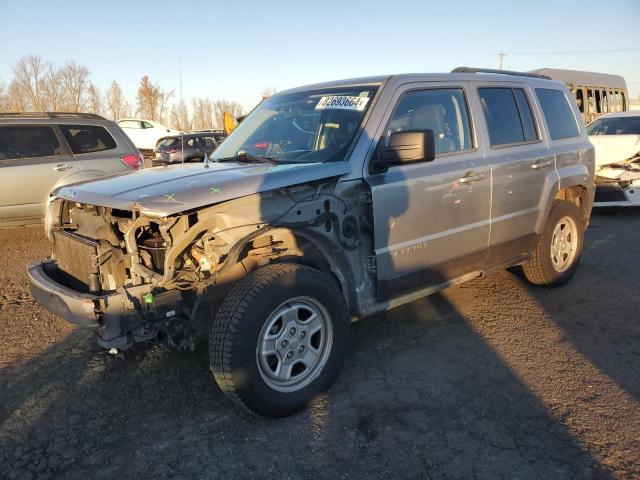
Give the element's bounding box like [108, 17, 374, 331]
[521, 200, 584, 287]
[210, 263, 350, 417]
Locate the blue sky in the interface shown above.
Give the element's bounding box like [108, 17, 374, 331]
[1, 0, 639, 110]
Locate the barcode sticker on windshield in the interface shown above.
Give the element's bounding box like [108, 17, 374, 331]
[315, 96, 370, 111]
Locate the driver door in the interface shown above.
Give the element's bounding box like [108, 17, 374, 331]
[365, 83, 491, 300]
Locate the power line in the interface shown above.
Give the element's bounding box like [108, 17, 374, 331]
[509, 48, 640, 56]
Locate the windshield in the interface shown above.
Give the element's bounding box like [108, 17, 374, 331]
[587, 116, 640, 135]
[212, 85, 378, 163]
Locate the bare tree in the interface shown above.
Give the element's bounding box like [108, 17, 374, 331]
[87, 83, 102, 115]
[170, 99, 191, 131]
[261, 86, 277, 99]
[0, 80, 7, 113]
[106, 80, 129, 120]
[136, 75, 173, 122]
[12, 54, 48, 111]
[41, 64, 65, 111]
[191, 97, 216, 130]
[5, 81, 26, 112]
[60, 61, 90, 112]
[213, 100, 245, 129]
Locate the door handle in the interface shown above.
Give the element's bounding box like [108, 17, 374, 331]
[459, 172, 486, 184]
[53, 164, 73, 171]
[531, 160, 553, 170]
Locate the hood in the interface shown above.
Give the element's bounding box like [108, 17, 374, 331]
[53, 161, 352, 216]
[589, 135, 640, 168]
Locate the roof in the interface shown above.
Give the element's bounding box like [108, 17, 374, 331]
[529, 68, 627, 90]
[594, 111, 640, 120]
[0, 112, 106, 120]
[278, 71, 563, 96]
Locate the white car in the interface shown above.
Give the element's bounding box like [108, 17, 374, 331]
[587, 111, 640, 206]
[117, 119, 181, 151]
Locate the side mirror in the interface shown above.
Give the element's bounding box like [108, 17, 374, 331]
[375, 130, 435, 170]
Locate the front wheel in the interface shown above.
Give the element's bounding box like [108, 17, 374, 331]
[521, 200, 584, 286]
[210, 263, 350, 417]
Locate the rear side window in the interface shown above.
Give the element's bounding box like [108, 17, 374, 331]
[60, 125, 117, 154]
[479, 87, 539, 146]
[536, 88, 580, 140]
[513, 89, 538, 142]
[0, 126, 61, 161]
[202, 136, 217, 147]
[159, 137, 179, 147]
[118, 120, 142, 129]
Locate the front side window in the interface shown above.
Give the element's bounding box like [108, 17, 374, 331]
[587, 116, 640, 135]
[60, 125, 117, 154]
[212, 85, 378, 164]
[479, 87, 539, 146]
[0, 126, 61, 161]
[536, 88, 580, 140]
[142, 122, 154, 129]
[384, 88, 472, 155]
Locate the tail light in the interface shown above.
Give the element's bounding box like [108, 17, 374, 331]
[254, 141, 268, 150]
[121, 153, 144, 170]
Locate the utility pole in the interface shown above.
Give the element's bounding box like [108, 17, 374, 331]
[498, 51, 506, 70]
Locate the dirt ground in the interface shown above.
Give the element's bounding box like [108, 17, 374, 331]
[1, 209, 639, 480]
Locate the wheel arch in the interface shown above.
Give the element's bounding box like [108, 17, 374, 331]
[221, 226, 359, 314]
[536, 173, 594, 233]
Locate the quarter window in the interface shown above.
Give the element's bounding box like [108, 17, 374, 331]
[385, 88, 472, 155]
[59, 125, 117, 154]
[0, 126, 61, 161]
[479, 87, 539, 146]
[536, 88, 580, 140]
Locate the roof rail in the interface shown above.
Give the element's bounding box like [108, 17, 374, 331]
[451, 67, 552, 80]
[0, 112, 107, 120]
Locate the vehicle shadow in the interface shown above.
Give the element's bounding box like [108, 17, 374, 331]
[512, 207, 640, 402]
[0, 289, 618, 479]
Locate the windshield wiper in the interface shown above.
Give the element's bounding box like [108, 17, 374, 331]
[216, 152, 278, 165]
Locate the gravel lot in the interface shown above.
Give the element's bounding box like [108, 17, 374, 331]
[1, 210, 639, 480]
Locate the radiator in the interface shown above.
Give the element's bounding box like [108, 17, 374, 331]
[53, 230, 98, 288]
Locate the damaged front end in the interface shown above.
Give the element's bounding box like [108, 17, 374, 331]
[594, 156, 640, 206]
[591, 135, 640, 206]
[29, 180, 370, 351]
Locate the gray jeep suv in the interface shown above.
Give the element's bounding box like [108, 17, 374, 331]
[28, 69, 595, 417]
[0, 112, 143, 228]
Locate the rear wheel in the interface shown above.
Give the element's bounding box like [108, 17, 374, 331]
[521, 200, 584, 286]
[209, 263, 350, 417]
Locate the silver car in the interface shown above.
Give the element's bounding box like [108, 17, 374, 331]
[29, 69, 595, 417]
[0, 112, 143, 228]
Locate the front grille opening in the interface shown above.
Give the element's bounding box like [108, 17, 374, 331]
[53, 230, 99, 292]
